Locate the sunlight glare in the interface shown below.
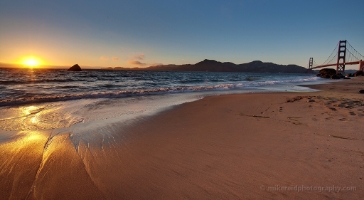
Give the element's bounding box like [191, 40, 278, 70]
[21, 56, 43, 68]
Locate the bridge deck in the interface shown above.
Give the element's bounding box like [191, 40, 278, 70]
[312, 61, 360, 69]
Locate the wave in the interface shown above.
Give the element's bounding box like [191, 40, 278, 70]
[0, 76, 322, 107]
[179, 79, 205, 84]
[0, 79, 79, 85]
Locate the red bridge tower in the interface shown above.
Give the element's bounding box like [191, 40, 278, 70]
[336, 40, 346, 74]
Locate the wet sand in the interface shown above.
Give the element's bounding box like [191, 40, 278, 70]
[1, 77, 364, 199]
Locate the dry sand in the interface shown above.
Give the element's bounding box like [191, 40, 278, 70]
[1, 77, 364, 199]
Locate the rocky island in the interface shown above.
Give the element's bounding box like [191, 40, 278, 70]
[68, 64, 82, 71]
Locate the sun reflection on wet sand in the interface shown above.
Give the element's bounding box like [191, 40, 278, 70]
[23, 132, 44, 142]
[0, 130, 50, 199]
[0, 128, 107, 199]
[0, 97, 199, 199]
[0, 131, 49, 152]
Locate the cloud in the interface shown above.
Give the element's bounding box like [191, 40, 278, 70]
[128, 60, 147, 67]
[132, 53, 145, 60]
[100, 56, 109, 61]
[127, 52, 148, 67]
[100, 56, 119, 61]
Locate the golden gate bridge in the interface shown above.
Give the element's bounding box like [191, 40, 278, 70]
[308, 40, 364, 74]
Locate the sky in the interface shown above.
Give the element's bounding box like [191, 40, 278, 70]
[0, 0, 363, 69]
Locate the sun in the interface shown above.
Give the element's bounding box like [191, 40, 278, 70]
[20, 56, 43, 68]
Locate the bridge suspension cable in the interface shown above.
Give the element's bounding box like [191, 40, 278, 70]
[313, 59, 318, 68]
[321, 43, 338, 65]
[347, 41, 364, 61]
[346, 48, 359, 62]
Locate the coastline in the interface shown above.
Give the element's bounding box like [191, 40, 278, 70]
[1, 77, 364, 199]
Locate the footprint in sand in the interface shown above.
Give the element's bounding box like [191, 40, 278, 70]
[287, 117, 302, 125]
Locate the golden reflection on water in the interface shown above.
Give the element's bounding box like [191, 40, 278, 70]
[0, 104, 81, 131]
[23, 106, 42, 124]
[0, 105, 45, 131]
[23, 106, 40, 115]
[31, 117, 38, 124]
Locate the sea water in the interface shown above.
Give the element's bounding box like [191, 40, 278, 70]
[0, 68, 327, 145]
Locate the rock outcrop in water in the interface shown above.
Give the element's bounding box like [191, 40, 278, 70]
[68, 64, 82, 71]
[316, 68, 364, 79]
[316, 68, 337, 78]
[353, 70, 364, 77]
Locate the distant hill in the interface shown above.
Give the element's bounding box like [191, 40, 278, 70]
[145, 59, 309, 73]
[0, 62, 20, 68]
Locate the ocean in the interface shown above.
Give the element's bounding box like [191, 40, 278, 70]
[0, 68, 326, 145]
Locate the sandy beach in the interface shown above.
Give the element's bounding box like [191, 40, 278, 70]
[1, 77, 364, 199]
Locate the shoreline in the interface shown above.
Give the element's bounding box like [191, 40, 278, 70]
[1, 77, 364, 199]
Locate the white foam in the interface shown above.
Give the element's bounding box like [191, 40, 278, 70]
[0, 93, 203, 146]
[0, 74, 327, 147]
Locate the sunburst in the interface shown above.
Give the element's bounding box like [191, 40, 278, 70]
[21, 56, 43, 68]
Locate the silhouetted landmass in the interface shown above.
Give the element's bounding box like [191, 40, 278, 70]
[68, 64, 82, 71]
[0, 62, 19, 68]
[116, 59, 308, 73]
[100, 67, 139, 71]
